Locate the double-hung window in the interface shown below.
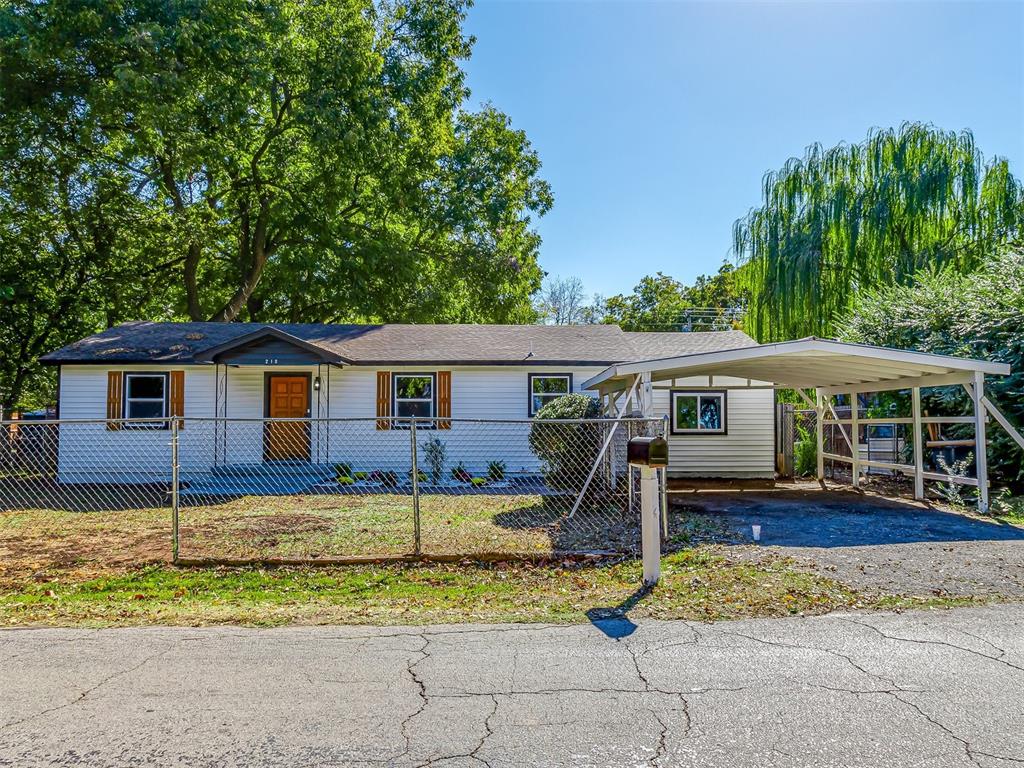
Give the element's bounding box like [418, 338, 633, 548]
[671, 390, 726, 435]
[393, 373, 436, 425]
[528, 373, 572, 417]
[124, 373, 168, 427]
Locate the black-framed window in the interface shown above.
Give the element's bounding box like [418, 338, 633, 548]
[393, 373, 436, 424]
[124, 373, 168, 427]
[528, 373, 572, 416]
[670, 390, 727, 435]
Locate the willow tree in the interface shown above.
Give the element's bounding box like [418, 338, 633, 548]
[733, 123, 1024, 341]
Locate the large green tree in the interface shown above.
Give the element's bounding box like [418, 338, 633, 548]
[601, 263, 748, 331]
[0, 0, 551, 408]
[733, 123, 1024, 341]
[837, 249, 1024, 489]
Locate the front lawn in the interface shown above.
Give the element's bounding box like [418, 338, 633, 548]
[0, 549, 983, 628]
[0, 492, 653, 583]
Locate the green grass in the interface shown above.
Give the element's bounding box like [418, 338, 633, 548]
[0, 493, 633, 587]
[0, 548, 983, 628]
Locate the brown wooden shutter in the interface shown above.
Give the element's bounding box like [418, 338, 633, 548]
[106, 371, 123, 430]
[436, 370, 452, 430]
[169, 371, 185, 429]
[376, 371, 391, 430]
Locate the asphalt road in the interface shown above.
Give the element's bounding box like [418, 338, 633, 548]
[2, 605, 1023, 767]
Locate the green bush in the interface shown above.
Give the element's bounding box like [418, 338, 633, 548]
[353, 471, 368, 481]
[333, 462, 352, 477]
[471, 477, 488, 487]
[794, 425, 817, 477]
[369, 470, 398, 487]
[420, 435, 447, 483]
[528, 393, 604, 495]
[487, 460, 506, 481]
[451, 462, 472, 483]
[838, 249, 1024, 490]
[336, 475, 355, 485]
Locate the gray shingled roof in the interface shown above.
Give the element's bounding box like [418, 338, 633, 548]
[40, 321, 757, 366]
[623, 330, 757, 359]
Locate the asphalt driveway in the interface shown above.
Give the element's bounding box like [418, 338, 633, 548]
[2, 605, 1023, 767]
[674, 487, 1024, 597]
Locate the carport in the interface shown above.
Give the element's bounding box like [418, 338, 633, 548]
[582, 338, 1023, 511]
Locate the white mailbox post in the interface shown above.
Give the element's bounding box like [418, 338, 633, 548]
[627, 436, 668, 586]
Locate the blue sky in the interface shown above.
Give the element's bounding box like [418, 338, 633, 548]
[461, 0, 1024, 299]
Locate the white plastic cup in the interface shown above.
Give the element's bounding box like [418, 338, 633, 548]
[752, 524, 762, 542]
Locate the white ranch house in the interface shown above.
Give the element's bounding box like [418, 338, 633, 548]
[41, 322, 773, 483]
[41, 321, 1022, 505]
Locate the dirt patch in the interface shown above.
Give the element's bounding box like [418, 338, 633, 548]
[0, 512, 171, 586]
[236, 513, 336, 538]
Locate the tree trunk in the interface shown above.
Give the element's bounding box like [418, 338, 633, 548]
[209, 196, 273, 322]
[184, 242, 203, 320]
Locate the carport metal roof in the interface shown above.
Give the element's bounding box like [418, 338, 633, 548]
[578, 337, 1020, 515]
[582, 338, 1010, 394]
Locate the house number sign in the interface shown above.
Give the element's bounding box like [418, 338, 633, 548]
[264, 358, 280, 365]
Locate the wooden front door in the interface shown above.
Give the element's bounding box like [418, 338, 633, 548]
[264, 375, 310, 461]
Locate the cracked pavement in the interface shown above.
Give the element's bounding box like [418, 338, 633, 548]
[2, 605, 1023, 767]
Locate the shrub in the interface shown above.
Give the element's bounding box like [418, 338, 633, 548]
[336, 475, 355, 485]
[409, 469, 428, 483]
[369, 470, 399, 487]
[794, 424, 817, 477]
[471, 477, 488, 487]
[487, 460, 506, 481]
[420, 435, 447, 483]
[354, 471, 368, 481]
[837, 249, 1024, 490]
[528, 393, 604, 495]
[333, 462, 352, 477]
[451, 462, 472, 483]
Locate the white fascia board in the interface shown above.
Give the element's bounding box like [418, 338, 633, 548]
[584, 338, 1009, 390]
[581, 365, 621, 390]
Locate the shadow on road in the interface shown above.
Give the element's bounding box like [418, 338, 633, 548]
[585, 585, 652, 639]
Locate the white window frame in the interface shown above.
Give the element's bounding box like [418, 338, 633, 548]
[123, 372, 169, 428]
[392, 372, 436, 426]
[528, 373, 573, 417]
[670, 390, 727, 435]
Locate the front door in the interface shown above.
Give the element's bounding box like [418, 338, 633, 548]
[264, 375, 311, 461]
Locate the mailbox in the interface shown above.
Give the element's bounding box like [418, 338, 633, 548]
[627, 435, 668, 468]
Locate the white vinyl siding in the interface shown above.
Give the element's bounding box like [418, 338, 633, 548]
[653, 377, 774, 478]
[55, 364, 774, 481]
[57, 365, 217, 481]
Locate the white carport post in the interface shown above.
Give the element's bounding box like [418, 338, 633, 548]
[911, 387, 925, 500]
[971, 371, 990, 513]
[815, 388, 826, 481]
[850, 391, 861, 489]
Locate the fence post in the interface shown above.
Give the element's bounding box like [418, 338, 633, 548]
[170, 417, 180, 563]
[410, 418, 421, 556]
[659, 415, 669, 541]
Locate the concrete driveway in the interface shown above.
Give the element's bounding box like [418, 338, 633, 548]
[674, 487, 1024, 597]
[2, 605, 1024, 767]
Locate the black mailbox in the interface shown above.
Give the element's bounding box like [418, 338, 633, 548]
[627, 435, 668, 468]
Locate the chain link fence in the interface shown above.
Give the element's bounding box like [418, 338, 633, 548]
[0, 416, 664, 572]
